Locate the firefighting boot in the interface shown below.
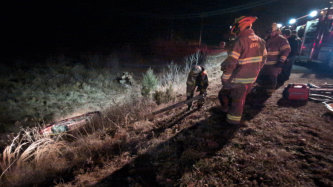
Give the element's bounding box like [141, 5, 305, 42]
[266, 89, 275, 96]
[226, 119, 247, 127]
[187, 103, 192, 111]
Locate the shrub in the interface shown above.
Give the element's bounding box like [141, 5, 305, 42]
[141, 68, 158, 97]
[153, 86, 175, 105]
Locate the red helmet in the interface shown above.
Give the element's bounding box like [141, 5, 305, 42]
[231, 16, 257, 35]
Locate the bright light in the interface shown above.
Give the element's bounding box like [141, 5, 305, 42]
[277, 23, 283, 28]
[289, 18, 297, 25]
[309, 10, 318, 17]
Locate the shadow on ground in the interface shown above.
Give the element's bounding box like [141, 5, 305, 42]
[93, 82, 293, 186]
[152, 108, 200, 137]
[322, 112, 333, 123]
[95, 107, 240, 186]
[243, 90, 271, 121]
[277, 98, 307, 108]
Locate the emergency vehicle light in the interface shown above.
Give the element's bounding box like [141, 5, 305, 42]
[289, 18, 297, 24]
[309, 10, 318, 18]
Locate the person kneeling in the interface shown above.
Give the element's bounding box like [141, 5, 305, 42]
[186, 65, 209, 110]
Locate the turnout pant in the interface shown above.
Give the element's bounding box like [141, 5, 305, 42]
[218, 83, 253, 124]
[279, 56, 296, 83]
[186, 87, 206, 109]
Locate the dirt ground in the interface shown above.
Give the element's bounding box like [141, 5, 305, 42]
[51, 64, 333, 187]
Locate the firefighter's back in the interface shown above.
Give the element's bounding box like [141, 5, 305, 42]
[231, 31, 266, 84]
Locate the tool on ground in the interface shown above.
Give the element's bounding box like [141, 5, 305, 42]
[40, 111, 101, 136]
[308, 94, 333, 102]
[283, 83, 333, 101]
[283, 83, 333, 115]
[324, 101, 333, 115]
[307, 83, 333, 102]
[309, 88, 333, 95]
[308, 83, 333, 89]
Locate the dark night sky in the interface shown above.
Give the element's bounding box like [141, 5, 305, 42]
[2, 0, 330, 58]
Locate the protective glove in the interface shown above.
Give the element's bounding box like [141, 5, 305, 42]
[222, 78, 231, 89]
[275, 62, 285, 68]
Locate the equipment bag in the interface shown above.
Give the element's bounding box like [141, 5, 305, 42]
[283, 83, 309, 100]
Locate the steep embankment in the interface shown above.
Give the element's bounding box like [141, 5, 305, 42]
[61, 64, 333, 186]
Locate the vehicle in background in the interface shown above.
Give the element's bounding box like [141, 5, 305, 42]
[287, 6, 333, 69]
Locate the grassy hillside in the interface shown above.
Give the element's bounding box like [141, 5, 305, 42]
[0, 51, 220, 133]
[0, 52, 224, 186]
[0, 56, 128, 132]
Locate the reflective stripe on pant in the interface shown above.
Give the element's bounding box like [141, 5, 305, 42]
[219, 83, 252, 124]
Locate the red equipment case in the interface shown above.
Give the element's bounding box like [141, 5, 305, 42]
[283, 84, 309, 100]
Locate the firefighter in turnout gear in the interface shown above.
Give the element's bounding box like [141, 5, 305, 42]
[186, 65, 209, 110]
[258, 23, 291, 93]
[279, 29, 301, 83]
[219, 16, 267, 125]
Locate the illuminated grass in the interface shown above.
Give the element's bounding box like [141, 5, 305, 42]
[0, 55, 130, 130]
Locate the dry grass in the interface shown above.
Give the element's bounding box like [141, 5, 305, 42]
[0, 127, 69, 186]
[4, 52, 332, 186]
[0, 51, 218, 132]
[56, 64, 332, 187]
[0, 96, 157, 186]
[0, 53, 131, 132]
[0, 52, 222, 186]
[156, 52, 223, 95]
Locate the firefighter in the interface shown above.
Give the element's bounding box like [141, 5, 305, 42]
[186, 65, 209, 110]
[258, 23, 291, 93]
[279, 30, 301, 83]
[117, 72, 134, 86]
[219, 16, 267, 125]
